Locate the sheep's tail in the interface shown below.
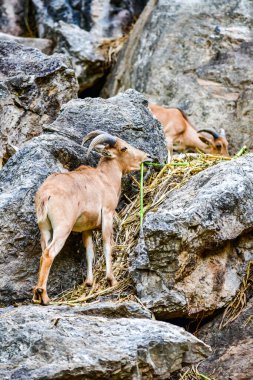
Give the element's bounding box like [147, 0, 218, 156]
[36, 194, 51, 224]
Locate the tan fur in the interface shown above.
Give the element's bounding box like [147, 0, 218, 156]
[149, 103, 229, 159]
[33, 137, 149, 305]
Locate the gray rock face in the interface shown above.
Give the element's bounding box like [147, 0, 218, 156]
[0, 305, 211, 379]
[103, 0, 253, 154]
[0, 32, 53, 54]
[52, 21, 109, 92]
[55, 301, 153, 319]
[130, 155, 253, 319]
[31, 0, 148, 39]
[0, 89, 167, 305]
[31, 0, 148, 92]
[0, 40, 78, 162]
[48, 89, 167, 163]
[0, 0, 25, 36]
[198, 295, 253, 380]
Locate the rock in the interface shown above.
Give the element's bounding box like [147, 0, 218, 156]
[31, 0, 148, 39]
[1, 301, 152, 319]
[103, 0, 253, 154]
[65, 300, 153, 319]
[197, 295, 253, 380]
[130, 154, 253, 319]
[47, 89, 167, 163]
[0, 32, 53, 54]
[0, 40, 78, 162]
[31, 1, 148, 92]
[0, 305, 211, 379]
[0, 89, 167, 305]
[0, 0, 25, 36]
[91, 0, 149, 39]
[51, 21, 110, 92]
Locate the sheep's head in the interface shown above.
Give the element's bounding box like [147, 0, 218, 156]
[198, 128, 229, 156]
[82, 130, 152, 173]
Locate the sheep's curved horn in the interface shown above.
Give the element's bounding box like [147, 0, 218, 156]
[220, 128, 226, 138]
[198, 129, 220, 140]
[82, 130, 107, 146]
[87, 133, 117, 156]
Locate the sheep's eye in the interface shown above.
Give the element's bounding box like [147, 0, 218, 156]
[121, 147, 127, 152]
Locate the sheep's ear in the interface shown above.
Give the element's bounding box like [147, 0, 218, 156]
[198, 135, 212, 146]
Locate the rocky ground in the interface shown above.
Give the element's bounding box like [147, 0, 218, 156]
[1, 1, 253, 379]
[0, 304, 210, 380]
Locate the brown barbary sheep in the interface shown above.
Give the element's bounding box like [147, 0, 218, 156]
[149, 103, 229, 160]
[33, 130, 151, 305]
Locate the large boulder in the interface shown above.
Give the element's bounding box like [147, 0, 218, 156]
[0, 304, 211, 379]
[0, 40, 78, 163]
[130, 154, 253, 319]
[102, 0, 253, 154]
[0, 89, 167, 305]
[197, 295, 253, 380]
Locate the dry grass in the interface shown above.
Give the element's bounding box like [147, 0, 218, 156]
[178, 366, 214, 380]
[219, 260, 253, 329]
[98, 35, 129, 64]
[53, 153, 229, 306]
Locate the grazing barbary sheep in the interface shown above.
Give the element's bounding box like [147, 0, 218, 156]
[149, 103, 229, 161]
[33, 130, 151, 305]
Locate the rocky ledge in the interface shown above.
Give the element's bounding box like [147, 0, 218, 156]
[0, 304, 211, 380]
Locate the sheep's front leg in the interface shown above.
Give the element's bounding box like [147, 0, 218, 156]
[82, 231, 94, 287]
[165, 136, 173, 163]
[102, 210, 117, 287]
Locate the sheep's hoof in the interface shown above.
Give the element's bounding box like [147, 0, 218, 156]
[32, 287, 50, 306]
[85, 279, 93, 287]
[107, 276, 118, 287]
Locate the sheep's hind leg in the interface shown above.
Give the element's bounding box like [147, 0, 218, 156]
[33, 226, 71, 305]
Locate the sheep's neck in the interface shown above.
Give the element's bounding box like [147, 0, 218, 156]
[98, 158, 123, 195]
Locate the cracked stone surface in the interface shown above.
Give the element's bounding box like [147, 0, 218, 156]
[0, 305, 211, 380]
[0, 40, 78, 162]
[198, 295, 253, 380]
[31, 0, 148, 91]
[103, 0, 253, 154]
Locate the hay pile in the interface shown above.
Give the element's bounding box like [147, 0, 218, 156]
[53, 153, 230, 306]
[219, 259, 253, 329]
